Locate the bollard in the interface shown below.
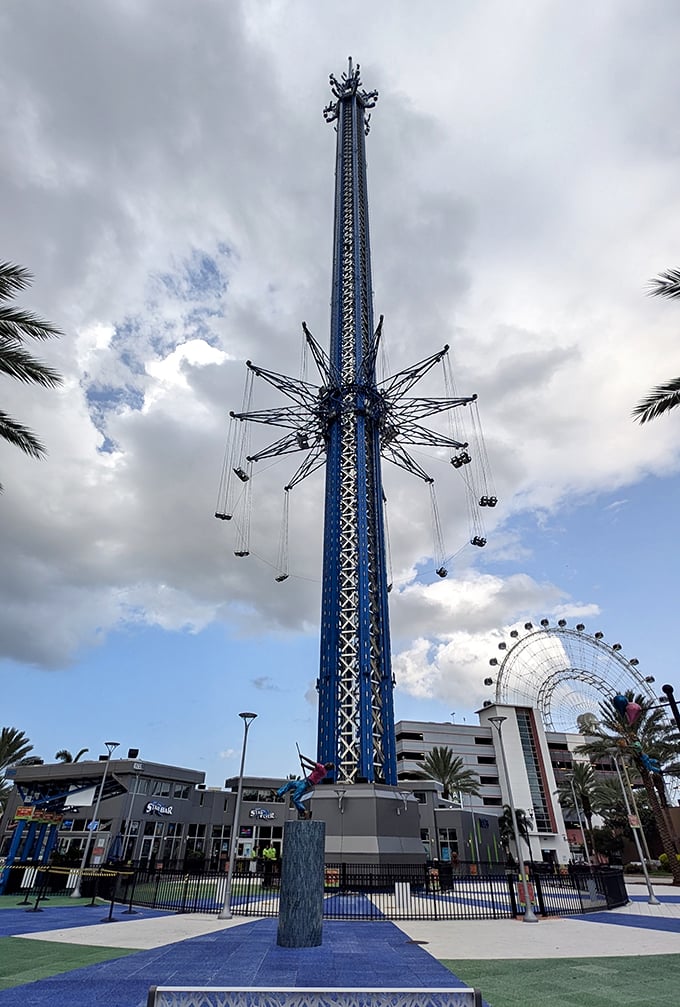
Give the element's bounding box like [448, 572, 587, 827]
[277, 819, 325, 947]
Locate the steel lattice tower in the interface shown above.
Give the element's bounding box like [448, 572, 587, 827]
[318, 62, 395, 785]
[217, 60, 482, 788]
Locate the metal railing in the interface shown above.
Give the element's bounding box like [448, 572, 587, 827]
[120, 861, 628, 920]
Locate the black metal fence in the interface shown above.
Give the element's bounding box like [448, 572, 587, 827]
[119, 862, 628, 921]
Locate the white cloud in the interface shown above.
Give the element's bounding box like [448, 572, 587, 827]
[1, 1, 679, 675]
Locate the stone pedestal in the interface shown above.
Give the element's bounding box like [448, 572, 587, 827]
[310, 783, 425, 864]
[276, 819, 325, 947]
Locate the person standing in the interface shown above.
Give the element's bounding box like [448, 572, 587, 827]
[262, 842, 277, 886]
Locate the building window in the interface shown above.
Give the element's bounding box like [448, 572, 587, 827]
[173, 784, 190, 800]
[412, 791, 427, 804]
[474, 736, 493, 745]
[396, 731, 424, 742]
[477, 755, 496, 765]
[438, 827, 458, 862]
[516, 708, 552, 832]
[482, 797, 502, 806]
[479, 776, 499, 785]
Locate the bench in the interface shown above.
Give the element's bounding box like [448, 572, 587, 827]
[147, 987, 483, 1007]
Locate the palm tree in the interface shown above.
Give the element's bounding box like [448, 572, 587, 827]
[0, 261, 62, 489]
[0, 727, 33, 813]
[556, 761, 601, 851]
[633, 269, 680, 423]
[55, 748, 89, 763]
[498, 805, 532, 863]
[415, 746, 481, 800]
[577, 692, 680, 885]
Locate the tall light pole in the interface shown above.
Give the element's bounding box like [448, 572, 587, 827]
[218, 712, 257, 920]
[72, 741, 120, 898]
[460, 789, 480, 864]
[121, 772, 142, 863]
[662, 684, 680, 734]
[612, 754, 659, 905]
[489, 716, 538, 923]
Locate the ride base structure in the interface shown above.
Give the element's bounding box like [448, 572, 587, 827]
[217, 62, 494, 863]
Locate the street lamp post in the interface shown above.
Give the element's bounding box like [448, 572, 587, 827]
[218, 712, 257, 920]
[460, 789, 481, 864]
[72, 742, 120, 898]
[489, 716, 538, 923]
[662, 684, 680, 734]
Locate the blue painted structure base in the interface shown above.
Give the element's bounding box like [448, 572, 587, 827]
[277, 819, 325, 947]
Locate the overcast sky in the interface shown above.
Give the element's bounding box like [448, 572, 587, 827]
[2, 1, 680, 782]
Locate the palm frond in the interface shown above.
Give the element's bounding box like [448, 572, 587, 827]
[0, 338, 62, 386]
[0, 727, 33, 770]
[0, 306, 62, 343]
[0, 409, 46, 458]
[648, 269, 680, 300]
[0, 262, 31, 299]
[633, 377, 680, 424]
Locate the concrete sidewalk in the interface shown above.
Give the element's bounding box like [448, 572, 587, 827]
[0, 882, 677, 1007]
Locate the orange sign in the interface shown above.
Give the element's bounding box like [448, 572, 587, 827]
[13, 807, 63, 825]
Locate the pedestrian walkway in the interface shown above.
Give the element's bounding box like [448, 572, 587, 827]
[0, 882, 676, 1006]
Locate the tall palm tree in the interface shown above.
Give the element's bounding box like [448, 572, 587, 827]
[0, 261, 62, 489]
[0, 727, 33, 813]
[0, 727, 33, 769]
[415, 746, 481, 801]
[577, 692, 680, 885]
[633, 269, 680, 423]
[556, 761, 602, 850]
[55, 748, 89, 763]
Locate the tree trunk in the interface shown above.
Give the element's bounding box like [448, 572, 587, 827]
[640, 767, 680, 885]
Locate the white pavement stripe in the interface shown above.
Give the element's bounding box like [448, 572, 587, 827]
[16, 914, 263, 949]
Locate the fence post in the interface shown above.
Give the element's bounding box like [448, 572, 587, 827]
[123, 870, 139, 914]
[180, 874, 190, 913]
[26, 869, 49, 913]
[532, 871, 546, 916]
[506, 870, 518, 916]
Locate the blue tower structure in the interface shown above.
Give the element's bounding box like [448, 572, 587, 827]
[217, 60, 488, 790]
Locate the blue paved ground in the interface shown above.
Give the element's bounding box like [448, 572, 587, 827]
[0, 903, 170, 937]
[0, 917, 468, 1007]
[573, 911, 680, 933]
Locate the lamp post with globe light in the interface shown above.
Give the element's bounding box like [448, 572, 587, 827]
[219, 713, 258, 920]
[488, 716, 538, 923]
[72, 741, 120, 899]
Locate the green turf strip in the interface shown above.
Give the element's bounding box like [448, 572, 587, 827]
[441, 955, 680, 1007]
[0, 937, 137, 989]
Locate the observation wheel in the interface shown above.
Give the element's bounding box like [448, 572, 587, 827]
[483, 619, 660, 734]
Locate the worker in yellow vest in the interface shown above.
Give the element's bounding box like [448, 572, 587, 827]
[262, 842, 277, 887]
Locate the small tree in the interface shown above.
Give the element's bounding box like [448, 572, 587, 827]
[498, 805, 532, 863]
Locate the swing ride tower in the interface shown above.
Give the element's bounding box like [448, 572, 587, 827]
[216, 61, 494, 815]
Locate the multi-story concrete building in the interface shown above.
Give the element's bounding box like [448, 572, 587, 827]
[395, 704, 580, 866]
